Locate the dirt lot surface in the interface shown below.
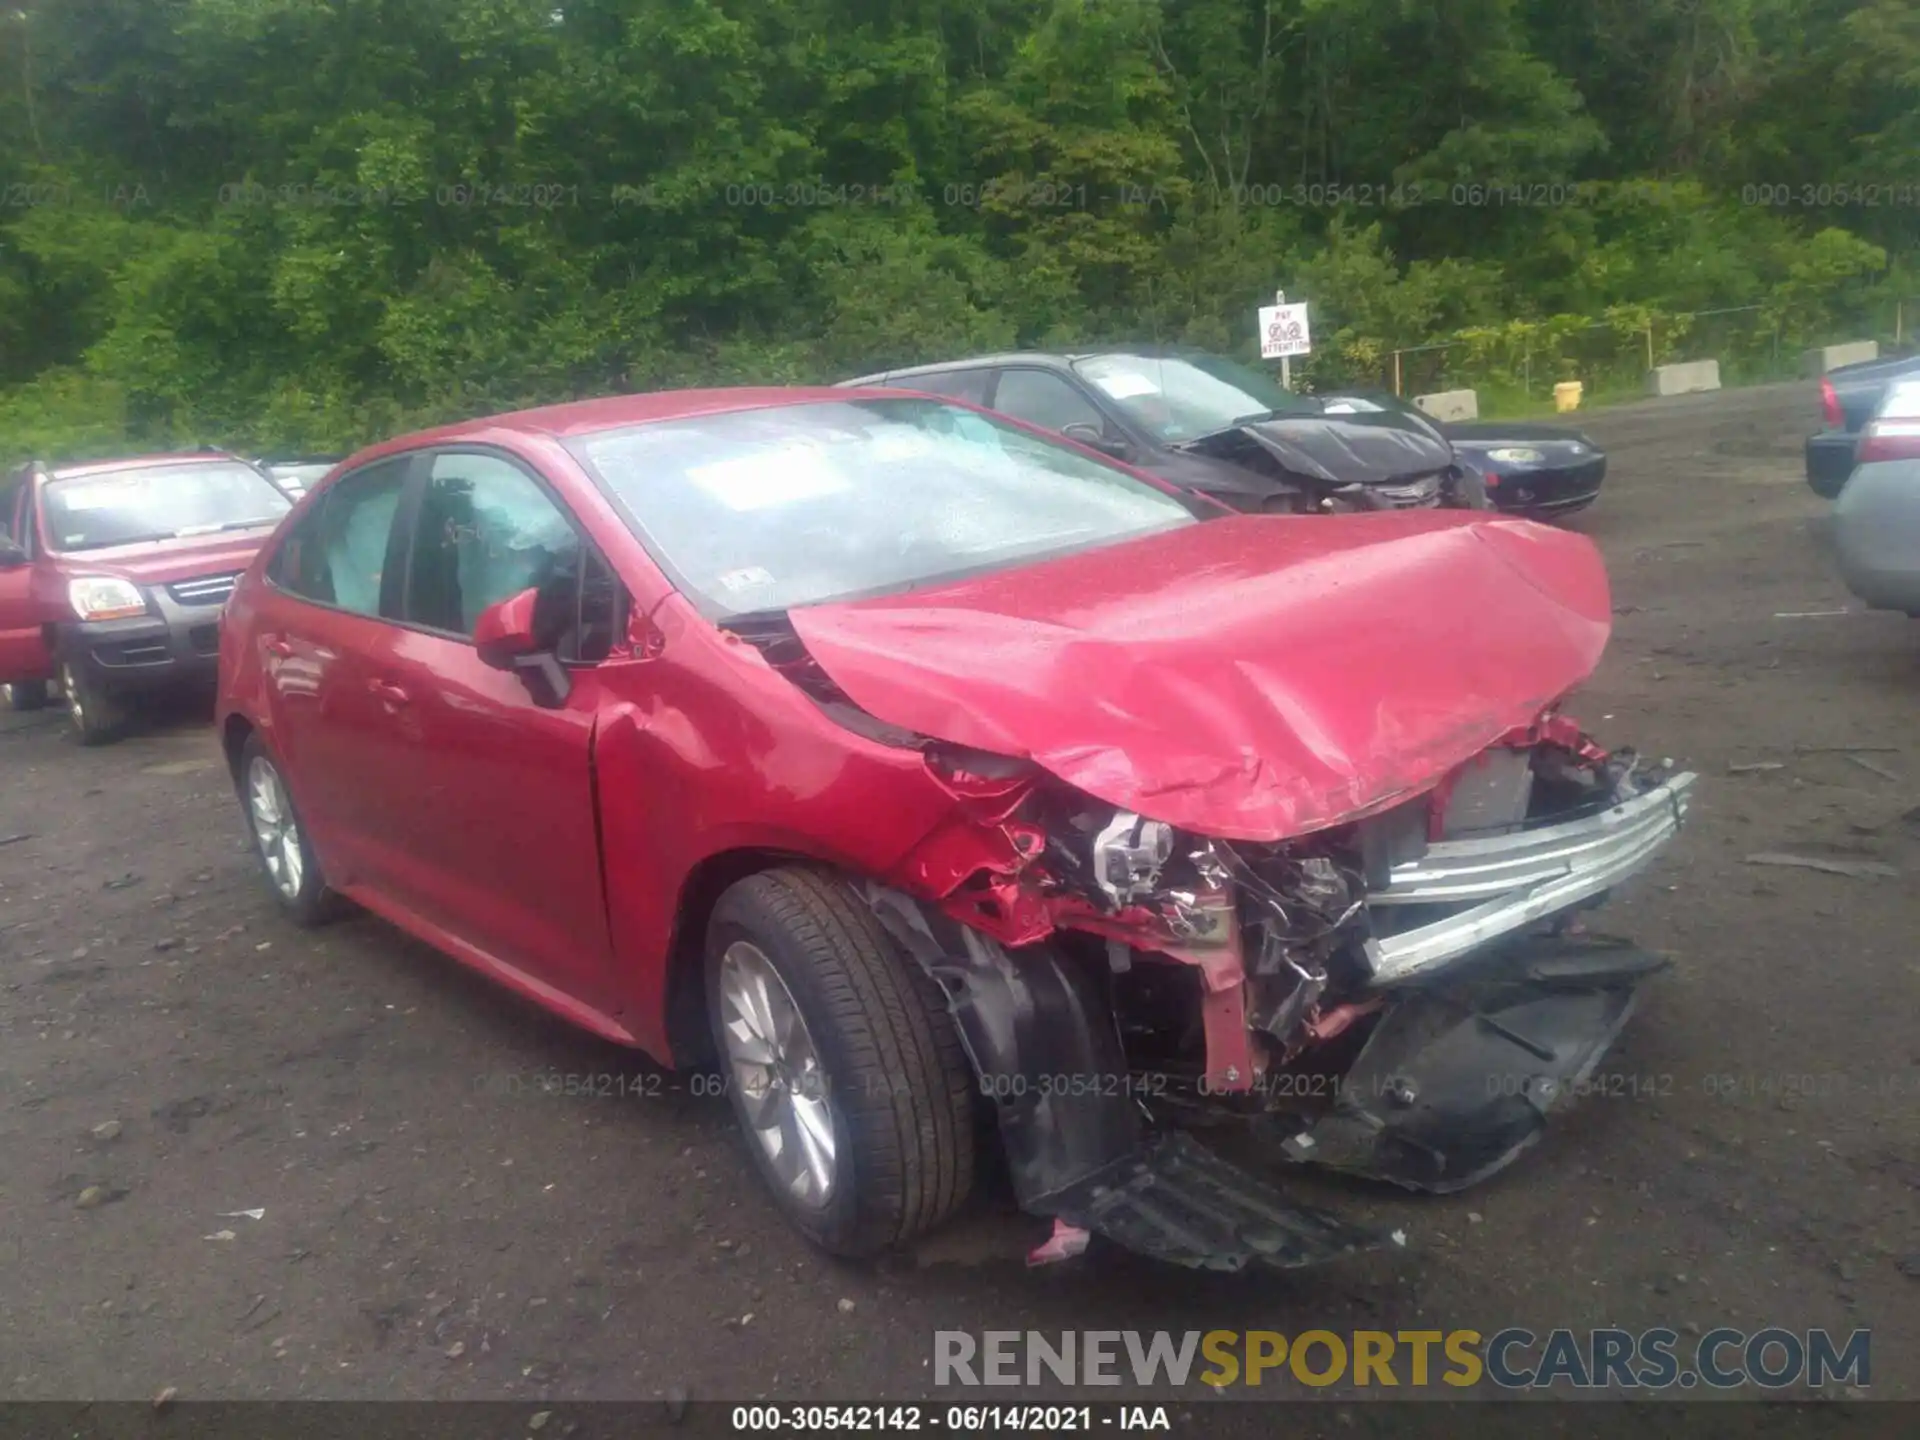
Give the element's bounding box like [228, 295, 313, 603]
[2, 381, 1917, 1410]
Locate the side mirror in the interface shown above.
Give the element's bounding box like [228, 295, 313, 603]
[1061, 422, 1130, 459]
[474, 586, 572, 707]
[0, 537, 26, 568]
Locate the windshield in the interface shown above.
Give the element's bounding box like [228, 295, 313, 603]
[569, 397, 1197, 617]
[43, 462, 292, 553]
[1073, 353, 1322, 444]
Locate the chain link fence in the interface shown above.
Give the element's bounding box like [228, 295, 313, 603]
[1288, 289, 1917, 412]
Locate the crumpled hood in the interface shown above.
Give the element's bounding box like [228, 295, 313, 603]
[1184, 411, 1454, 487]
[789, 513, 1613, 841]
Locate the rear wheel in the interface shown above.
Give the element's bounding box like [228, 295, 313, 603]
[58, 661, 127, 745]
[705, 867, 975, 1257]
[238, 733, 342, 926]
[1, 679, 51, 712]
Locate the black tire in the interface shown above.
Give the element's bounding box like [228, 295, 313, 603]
[237, 732, 343, 927]
[58, 660, 127, 745]
[1, 679, 51, 712]
[705, 867, 975, 1257]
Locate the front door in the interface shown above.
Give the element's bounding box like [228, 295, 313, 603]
[366, 447, 619, 1014]
[0, 473, 54, 686]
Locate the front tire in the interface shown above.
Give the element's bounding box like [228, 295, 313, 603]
[705, 867, 975, 1257]
[58, 660, 127, 745]
[238, 734, 341, 926]
[1, 679, 51, 712]
[1447, 464, 1492, 511]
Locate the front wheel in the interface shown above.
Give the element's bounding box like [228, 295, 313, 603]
[1, 679, 51, 712]
[58, 660, 127, 745]
[1446, 464, 1492, 510]
[705, 867, 976, 1257]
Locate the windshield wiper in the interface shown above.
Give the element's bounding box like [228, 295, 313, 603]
[64, 531, 180, 551]
[172, 517, 283, 538]
[716, 606, 793, 632]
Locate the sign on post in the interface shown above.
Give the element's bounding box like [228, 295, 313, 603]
[1259, 302, 1312, 360]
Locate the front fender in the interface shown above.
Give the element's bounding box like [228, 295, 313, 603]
[860, 882, 1140, 1209]
[858, 883, 1400, 1271]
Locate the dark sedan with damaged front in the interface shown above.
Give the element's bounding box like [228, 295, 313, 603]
[1317, 393, 1605, 517]
[215, 388, 1694, 1274]
[840, 350, 1475, 512]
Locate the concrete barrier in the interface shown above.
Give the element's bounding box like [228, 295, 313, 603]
[1413, 388, 1479, 422]
[1803, 341, 1880, 377]
[1646, 360, 1721, 397]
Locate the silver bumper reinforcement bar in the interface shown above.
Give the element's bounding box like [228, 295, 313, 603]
[1363, 773, 1697, 986]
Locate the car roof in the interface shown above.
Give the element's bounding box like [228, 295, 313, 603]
[389, 387, 897, 447]
[841, 346, 1221, 386]
[46, 452, 247, 481]
[336, 387, 925, 474]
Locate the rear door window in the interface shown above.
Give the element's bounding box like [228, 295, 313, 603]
[0, 474, 26, 550]
[268, 458, 410, 618]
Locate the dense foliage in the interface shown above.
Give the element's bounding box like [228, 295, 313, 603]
[1, 0, 1916, 456]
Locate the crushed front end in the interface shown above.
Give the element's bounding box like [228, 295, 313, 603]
[866, 710, 1695, 1270]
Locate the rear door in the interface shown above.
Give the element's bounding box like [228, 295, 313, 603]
[364, 446, 624, 1013]
[0, 470, 55, 685]
[252, 455, 416, 884]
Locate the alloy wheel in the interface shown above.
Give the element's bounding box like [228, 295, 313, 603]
[246, 755, 305, 900]
[717, 940, 838, 1209]
[60, 664, 83, 728]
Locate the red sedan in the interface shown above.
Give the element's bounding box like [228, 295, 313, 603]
[216, 388, 1695, 1270]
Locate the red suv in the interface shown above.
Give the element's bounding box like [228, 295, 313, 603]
[215, 389, 1694, 1271]
[1, 453, 293, 742]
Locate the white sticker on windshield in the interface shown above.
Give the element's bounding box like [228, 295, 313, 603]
[717, 565, 776, 593]
[686, 446, 850, 511]
[867, 425, 937, 463]
[54, 481, 139, 512]
[1089, 372, 1162, 400]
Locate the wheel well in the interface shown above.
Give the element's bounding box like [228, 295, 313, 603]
[221, 714, 254, 786]
[662, 847, 805, 1068]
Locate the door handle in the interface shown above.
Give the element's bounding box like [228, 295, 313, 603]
[367, 679, 411, 706]
[263, 637, 294, 659]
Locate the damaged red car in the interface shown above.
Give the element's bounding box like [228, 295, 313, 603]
[215, 389, 1696, 1271]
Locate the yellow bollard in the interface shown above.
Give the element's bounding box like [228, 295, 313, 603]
[1554, 381, 1583, 413]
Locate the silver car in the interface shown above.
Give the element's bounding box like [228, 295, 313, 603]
[1833, 378, 1920, 616]
[258, 456, 344, 501]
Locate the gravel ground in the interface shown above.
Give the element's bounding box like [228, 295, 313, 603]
[2, 381, 1916, 1408]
